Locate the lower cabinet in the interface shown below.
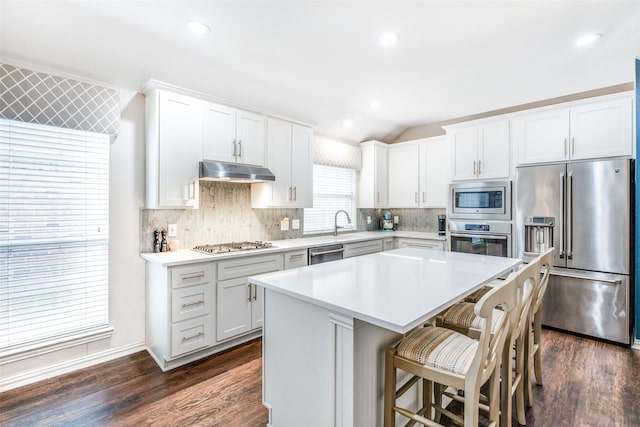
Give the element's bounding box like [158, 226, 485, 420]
[215, 254, 284, 343]
[146, 261, 216, 370]
[396, 238, 445, 251]
[343, 240, 383, 258]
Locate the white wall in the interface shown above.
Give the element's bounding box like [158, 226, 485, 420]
[0, 89, 147, 390]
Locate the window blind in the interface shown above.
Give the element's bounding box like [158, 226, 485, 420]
[304, 165, 357, 234]
[0, 118, 109, 351]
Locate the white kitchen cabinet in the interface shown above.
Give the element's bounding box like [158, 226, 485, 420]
[388, 142, 420, 207]
[388, 137, 449, 208]
[202, 101, 265, 166]
[448, 119, 510, 181]
[284, 249, 308, 269]
[251, 118, 313, 208]
[144, 87, 201, 209]
[359, 140, 389, 208]
[146, 262, 216, 369]
[396, 238, 445, 251]
[216, 254, 283, 342]
[343, 240, 383, 258]
[517, 95, 633, 165]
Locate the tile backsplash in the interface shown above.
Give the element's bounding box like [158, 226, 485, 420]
[140, 181, 445, 252]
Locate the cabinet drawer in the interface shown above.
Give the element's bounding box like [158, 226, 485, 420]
[284, 249, 308, 269]
[171, 284, 213, 323]
[170, 315, 214, 357]
[343, 240, 383, 258]
[170, 263, 215, 289]
[396, 238, 445, 250]
[217, 254, 283, 281]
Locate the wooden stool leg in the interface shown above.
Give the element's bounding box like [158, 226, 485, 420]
[516, 338, 527, 425]
[384, 347, 397, 427]
[500, 342, 513, 427]
[533, 313, 543, 385]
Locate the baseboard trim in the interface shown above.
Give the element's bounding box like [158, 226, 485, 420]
[632, 338, 640, 351]
[0, 341, 146, 392]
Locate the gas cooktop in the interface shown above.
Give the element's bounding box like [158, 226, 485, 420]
[192, 241, 274, 255]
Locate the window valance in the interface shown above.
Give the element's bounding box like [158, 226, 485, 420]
[313, 135, 362, 171]
[0, 63, 120, 138]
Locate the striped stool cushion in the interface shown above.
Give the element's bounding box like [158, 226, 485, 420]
[464, 286, 492, 303]
[442, 302, 505, 332]
[397, 326, 478, 375]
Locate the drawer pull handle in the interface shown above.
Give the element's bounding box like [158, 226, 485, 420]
[181, 272, 205, 280]
[182, 332, 204, 342]
[182, 300, 204, 309]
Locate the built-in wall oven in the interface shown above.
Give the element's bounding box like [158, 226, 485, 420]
[449, 220, 512, 257]
[449, 181, 511, 220]
[448, 181, 513, 257]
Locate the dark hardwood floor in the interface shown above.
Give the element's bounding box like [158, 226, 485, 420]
[1, 330, 639, 426]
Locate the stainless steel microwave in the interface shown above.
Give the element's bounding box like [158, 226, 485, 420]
[449, 181, 511, 220]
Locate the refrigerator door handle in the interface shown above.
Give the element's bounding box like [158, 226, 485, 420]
[551, 270, 622, 286]
[559, 172, 565, 258]
[567, 171, 573, 259]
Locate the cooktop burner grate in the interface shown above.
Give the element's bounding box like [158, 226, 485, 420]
[192, 241, 274, 255]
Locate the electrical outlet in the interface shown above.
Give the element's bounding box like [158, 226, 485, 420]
[168, 223, 177, 237]
[280, 217, 290, 231]
[393, 216, 399, 224]
[367, 216, 372, 224]
[292, 219, 300, 230]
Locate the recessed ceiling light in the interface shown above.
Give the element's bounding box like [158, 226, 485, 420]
[370, 100, 381, 110]
[576, 33, 602, 46]
[187, 20, 211, 36]
[342, 119, 354, 129]
[378, 32, 398, 47]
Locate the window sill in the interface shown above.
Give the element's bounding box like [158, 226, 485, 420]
[0, 326, 114, 365]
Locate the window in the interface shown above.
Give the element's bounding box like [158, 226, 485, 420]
[304, 164, 357, 234]
[0, 119, 110, 352]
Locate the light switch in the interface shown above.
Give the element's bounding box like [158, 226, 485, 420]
[393, 216, 399, 224]
[367, 216, 372, 224]
[292, 219, 300, 230]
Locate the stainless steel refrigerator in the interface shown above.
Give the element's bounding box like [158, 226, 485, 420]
[515, 158, 633, 344]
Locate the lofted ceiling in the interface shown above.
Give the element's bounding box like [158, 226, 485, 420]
[1, 0, 639, 143]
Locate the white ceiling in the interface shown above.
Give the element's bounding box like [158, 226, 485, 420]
[1, 1, 639, 143]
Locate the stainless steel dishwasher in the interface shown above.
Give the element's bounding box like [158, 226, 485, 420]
[308, 244, 344, 265]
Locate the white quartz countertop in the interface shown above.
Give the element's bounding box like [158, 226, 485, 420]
[249, 248, 521, 334]
[140, 230, 445, 267]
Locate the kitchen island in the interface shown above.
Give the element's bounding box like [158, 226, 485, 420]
[249, 248, 520, 427]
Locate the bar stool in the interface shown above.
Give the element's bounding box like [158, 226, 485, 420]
[437, 259, 540, 425]
[526, 247, 554, 407]
[383, 271, 519, 427]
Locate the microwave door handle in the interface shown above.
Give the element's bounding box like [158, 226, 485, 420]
[558, 172, 567, 258]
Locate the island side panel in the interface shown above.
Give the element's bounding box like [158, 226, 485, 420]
[263, 289, 333, 427]
[353, 320, 420, 426]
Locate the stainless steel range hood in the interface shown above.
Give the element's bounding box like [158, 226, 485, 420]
[199, 160, 276, 183]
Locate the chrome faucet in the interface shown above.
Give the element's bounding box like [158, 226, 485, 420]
[333, 210, 352, 236]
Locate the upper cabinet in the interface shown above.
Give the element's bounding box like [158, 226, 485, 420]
[516, 95, 633, 165]
[203, 102, 266, 166]
[388, 136, 448, 208]
[251, 118, 313, 208]
[359, 140, 388, 208]
[144, 87, 201, 209]
[448, 119, 510, 181]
